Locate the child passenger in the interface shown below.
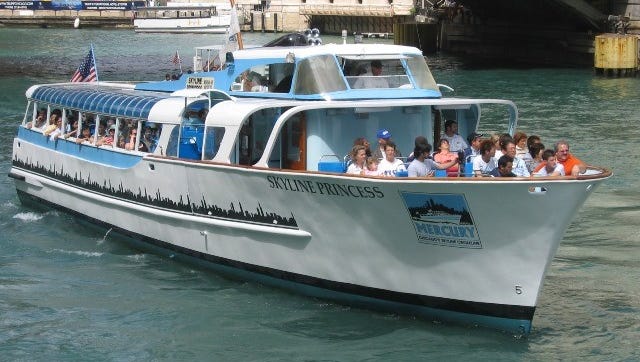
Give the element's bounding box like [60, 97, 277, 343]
[364, 157, 379, 176]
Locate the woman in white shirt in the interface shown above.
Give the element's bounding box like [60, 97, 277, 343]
[346, 145, 367, 175]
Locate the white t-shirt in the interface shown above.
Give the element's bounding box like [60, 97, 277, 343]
[346, 163, 365, 175]
[378, 158, 405, 177]
[408, 159, 438, 177]
[534, 163, 565, 176]
[472, 156, 497, 175]
[441, 134, 468, 152]
[353, 72, 389, 89]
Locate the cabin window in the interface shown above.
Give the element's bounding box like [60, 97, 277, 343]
[406, 55, 438, 91]
[203, 126, 225, 159]
[231, 63, 294, 93]
[294, 55, 347, 95]
[236, 110, 278, 165]
[141, 121, 162, 153]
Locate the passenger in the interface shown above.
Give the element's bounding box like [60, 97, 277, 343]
[372, 128, 401, 159]
[125, 128, 138, 150]
[41, 113, 59, 136]
[377, 141, 405, 177]
[526, 142, 546, 173]
[433, 139, 460, 176]
[26, 108, 47, 129]
[63, 120, 79, 139]
[440, 120, 468, 152]
[534, 140, 586, 176]
[92, 122, 106, 139]
[490, 134, 501, 153]
[353, 60, 389, 89]
[364, 157, 380, 176]
[534, 149, 565, 176]
[96, 125, 116, 146]
[503, 140, 530, 177]
[464, 132, 484, 162]
[494, 133, 513, 160]
[489, 155, 516, 177]
[406, 135, 428, 162]
[514, 131, 529, 159]
[353, 137, 372, 157]
[75, 126, 93, 144]
[44, 117, 63, 141]
[346, 145, 367, 175]
[472, 139, 498, 176]
[408, 143, 458, 177]
[527, 134, 542, 149]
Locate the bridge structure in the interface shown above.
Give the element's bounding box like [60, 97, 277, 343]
[416, 0, 640, 66]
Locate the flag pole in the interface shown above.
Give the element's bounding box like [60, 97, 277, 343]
[91, 43, 99, 82]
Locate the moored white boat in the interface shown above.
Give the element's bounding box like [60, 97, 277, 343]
[133, 4, 232, 33]
[9, 42, 612, 334]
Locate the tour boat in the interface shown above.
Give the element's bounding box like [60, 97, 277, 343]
[9, 42, 612, 334]
[133, 4, 232, 33]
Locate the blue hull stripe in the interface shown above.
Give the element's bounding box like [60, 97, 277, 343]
[17, 129, 143, 168]
[15, 189, 534, 334]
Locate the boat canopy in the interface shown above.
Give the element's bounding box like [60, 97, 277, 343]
[26, 84, 172, 120]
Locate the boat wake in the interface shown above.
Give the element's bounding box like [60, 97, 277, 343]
[12, 211, 45, 222]
[50, 248, 103, 258]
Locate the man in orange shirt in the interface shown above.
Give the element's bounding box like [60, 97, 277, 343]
[535, 140, 585, 176]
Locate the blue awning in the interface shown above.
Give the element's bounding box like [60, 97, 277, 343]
[29, 84, 171, 119]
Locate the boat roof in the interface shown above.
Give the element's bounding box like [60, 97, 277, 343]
[135, 43, 438, 98]
[229, 43, 424, 61]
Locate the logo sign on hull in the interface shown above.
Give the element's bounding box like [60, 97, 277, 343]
[400, 192, 482, 249]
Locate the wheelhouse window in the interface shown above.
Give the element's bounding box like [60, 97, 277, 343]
[406, 56, 438, 91]
[231, 63, 295, 93]
[294, 55, 347, 95]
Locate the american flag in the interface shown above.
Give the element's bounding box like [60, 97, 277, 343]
[71, 47, 97, 82]
[172, 50, 181, 65]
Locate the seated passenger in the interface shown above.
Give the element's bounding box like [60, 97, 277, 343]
[75, 127, 93, 144]
[464, 132, 484, 162]
[353, 60, 389, 89]
[44, 118, 63, 141]
[26, 109, 47, 129]
[440, 120, 468, 153]
[377, 141, 405, 177]
[534, 149, 565, 176]
[41, 113, 59, 136]
[408, 143, 458, 177]
[503, 140, 530, 177]
[514, 131, 529, 159]
[346, 145, 367, 175]
[364, 157, 380, 176]
[526, 142, 545, 173]
[96, 125, 116, 146]
[433, 139, 460, 176]
[353, 137, 372, 157]
[372, 128, 401, 160]
[489, 155, 516, 177]
[472, 139, 497, 176]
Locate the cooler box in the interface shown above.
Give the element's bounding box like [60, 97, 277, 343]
[318, 155, 344, 173]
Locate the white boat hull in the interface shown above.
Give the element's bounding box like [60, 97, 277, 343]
[134, 17, 230, 34]
[10, 132, 607, 334]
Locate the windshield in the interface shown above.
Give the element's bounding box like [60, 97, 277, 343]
[294, 55, 348, 95]
[406, 56, 438, 91]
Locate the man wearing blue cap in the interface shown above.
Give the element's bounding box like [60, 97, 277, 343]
[372, 128, 401, 160]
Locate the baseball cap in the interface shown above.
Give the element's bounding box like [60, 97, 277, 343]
[467, 132, 484, 144]
[376, 129, 391, 139]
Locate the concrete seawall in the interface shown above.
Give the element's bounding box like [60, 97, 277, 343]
[0, 10, 133, 28]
